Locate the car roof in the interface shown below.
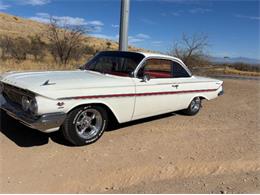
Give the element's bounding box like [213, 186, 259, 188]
[99, 50, 185, 65]
[111, 51, 184, 64]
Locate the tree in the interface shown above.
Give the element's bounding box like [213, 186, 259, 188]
[0, 35, 12, 60]
[28, 35, 46, 60]
[106, 41, 112, 49]
[170, 33, 209, 67]
[47, 17, 86, 65]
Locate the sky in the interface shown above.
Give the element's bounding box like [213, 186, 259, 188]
[0, 0, 260, 59]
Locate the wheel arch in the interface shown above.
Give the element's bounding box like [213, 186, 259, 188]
[66, 103, 119, 124]
[198, 95, 209, 100]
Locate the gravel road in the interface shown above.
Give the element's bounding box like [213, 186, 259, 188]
[0, 79, 259, 193]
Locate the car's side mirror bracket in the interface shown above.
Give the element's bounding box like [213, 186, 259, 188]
[141, 74, 150, 82]
[78, 65, 85, 70]
[129, 72, 134, 77]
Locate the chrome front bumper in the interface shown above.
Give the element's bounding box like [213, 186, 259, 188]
[0, 95, 66, 133]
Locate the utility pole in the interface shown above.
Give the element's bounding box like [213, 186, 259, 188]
[119, 0, 130, 51]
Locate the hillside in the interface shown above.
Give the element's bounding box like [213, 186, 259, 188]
[0, 12, 149, 72]
[0, 12, 142, 52]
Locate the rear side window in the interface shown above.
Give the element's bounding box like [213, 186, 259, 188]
[139, 59, 172, 78]
[172, 62, 190, 78]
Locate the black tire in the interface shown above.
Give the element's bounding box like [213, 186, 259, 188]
[182, 97, 201, 116]
[62, 105, 108, 146]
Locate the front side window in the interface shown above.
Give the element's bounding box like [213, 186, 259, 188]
[85, 51, 145, 77]
[138, 59, 173, 78]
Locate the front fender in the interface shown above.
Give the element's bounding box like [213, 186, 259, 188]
[58, 97, 135, 124]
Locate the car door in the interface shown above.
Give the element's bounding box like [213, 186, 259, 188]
[132, 58, 184, 120]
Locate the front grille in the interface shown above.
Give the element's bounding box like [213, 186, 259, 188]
[2, 83, 34, 106]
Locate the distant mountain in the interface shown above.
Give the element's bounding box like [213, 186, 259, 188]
[208, 56, 260, 66]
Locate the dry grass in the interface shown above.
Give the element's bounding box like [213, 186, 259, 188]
[0, 58, 87, 73]
[207, 67, 260, 77]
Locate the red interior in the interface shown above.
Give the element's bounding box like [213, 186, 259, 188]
[144, 71, 171, 78]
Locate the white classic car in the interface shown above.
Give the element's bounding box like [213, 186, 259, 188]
[0, 51, 223, 145]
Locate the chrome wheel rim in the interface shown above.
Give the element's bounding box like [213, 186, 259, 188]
[75, 108, 103, 139]
[190, 97, 200, 112]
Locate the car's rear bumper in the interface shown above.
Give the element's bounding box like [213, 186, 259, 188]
[0, 94, 66, 133]
[218, 87, 224, 96]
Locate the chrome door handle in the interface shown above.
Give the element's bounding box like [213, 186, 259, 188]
[172, 84, 179, 88]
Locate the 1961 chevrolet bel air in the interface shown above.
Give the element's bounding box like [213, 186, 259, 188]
[0, 51, 223, 146]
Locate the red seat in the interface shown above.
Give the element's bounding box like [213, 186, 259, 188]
[145, 71, 171, 78]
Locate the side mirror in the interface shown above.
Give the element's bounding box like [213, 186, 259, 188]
[78, 65, 84, 70]
[142, 73, 150, 82]
[129, 72, 134, 77]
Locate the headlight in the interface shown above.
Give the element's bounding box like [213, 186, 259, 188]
[22, 96, 30, 111]
[22, 96, 38, 115]
[29, 98, 38, 115]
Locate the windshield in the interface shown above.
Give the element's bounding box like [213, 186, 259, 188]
[84, 51, 145, 77]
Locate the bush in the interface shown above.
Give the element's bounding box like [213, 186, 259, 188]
[0, 36, 32, 61]
[230, 63, 259, 72]
[84, 45, 95, 55]
[9, 37, 30, 61]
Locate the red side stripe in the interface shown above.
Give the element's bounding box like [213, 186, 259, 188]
[58, 88, 218, 100]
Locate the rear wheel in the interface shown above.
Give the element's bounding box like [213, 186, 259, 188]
[62, 105, 108, 146]
[182, 97, 201, 116]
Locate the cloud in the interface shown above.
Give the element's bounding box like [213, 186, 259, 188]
[128, 37, 143, 43]
[141, 18, 156, 25]
[235, 14, 260, 20]
[0, 1, 10, 10]
[111, 24, 119, 28]
[137, 0, 194, 3]
[129, 33, 151, 44]
[21, 0, 50, 6]
[91, 33, 151, 44]
[161, 0, 193, 2]
[88, 20, 104, 26]
[91, 34, 118, 41]
[136, 33, 151, 39]
[152, 41, 163, 45]
[161, 11, 182, 17]
[171, 12, 181, 16]
[29, 13, 104, 32]
[189, 8, 212, 14]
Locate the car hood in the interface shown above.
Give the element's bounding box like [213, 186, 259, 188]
[1, 70, 134, 98]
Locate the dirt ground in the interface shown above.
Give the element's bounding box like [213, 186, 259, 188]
[0, 79, 259, 193]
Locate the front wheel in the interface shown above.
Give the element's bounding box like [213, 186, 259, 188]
[182, 97, 201, 116]
[62, 105, 108, 146]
